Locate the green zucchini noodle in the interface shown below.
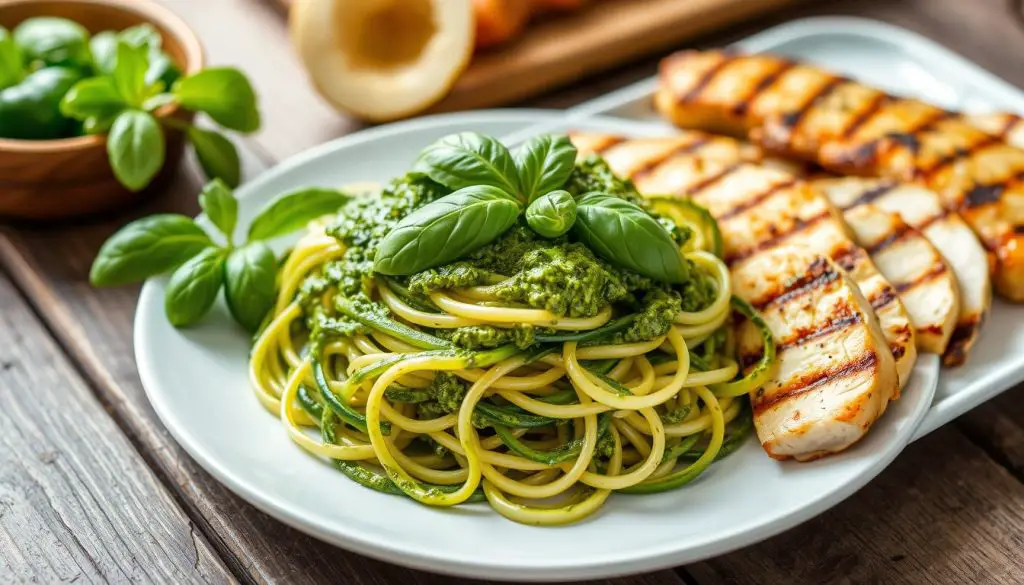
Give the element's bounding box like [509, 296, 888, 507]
[247, 186, 774, 526]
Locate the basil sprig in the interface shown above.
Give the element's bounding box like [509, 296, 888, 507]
[374, 185, 521, 275]
[573, 192, 690, 284]
[60, 26, 260, 191]
[91, 179, 351, 330]
[525, 190, 576, 238]
[515, 134, 577, 203]
[414, 132, 521, 196]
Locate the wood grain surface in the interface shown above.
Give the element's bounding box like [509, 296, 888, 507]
[3, 0, 1024, 583]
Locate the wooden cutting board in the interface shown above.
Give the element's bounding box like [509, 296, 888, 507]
[274, 0, 803, 114]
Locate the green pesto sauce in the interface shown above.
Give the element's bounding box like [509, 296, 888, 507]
[299, 159, 716, 352]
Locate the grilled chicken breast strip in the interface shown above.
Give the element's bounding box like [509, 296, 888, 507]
[571, 134, 907, 444]
[654, 50, 1024, 304]
[733, 247, 899, 461]
[573, 130, 958, 357]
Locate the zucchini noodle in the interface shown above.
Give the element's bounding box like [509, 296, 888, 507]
[246, 178, 773, 526]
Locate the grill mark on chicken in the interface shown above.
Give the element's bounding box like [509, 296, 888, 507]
[841, 94, 890, 139]
[831, 244, 866, 273]
[725, 209, 833, 264]
[894, 261, 950, 293]
[752, 257, 840, 311]
[676, 54, 736, 103]
[713, 176, 798, 221]
[776, 77, 847, 133]
[869, 286, 898, 310]
[865, 222, 914, 255]
[752, 352, 879, 415]
[775, 309, 863, 352]
[680, 163, 743, 197]
[732, 61, 796, 117]
[631, 138, 711, 180]
[921, 134, 1002, 180]
[913, 207, 951, 231]
[840, 181, 898, 210]
[943, 316, 983, 366]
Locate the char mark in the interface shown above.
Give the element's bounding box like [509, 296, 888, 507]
[726, 209, 832, 265]
[631, 138, 710, 180]
[869, 286, 898, 310]
[776, 309, 862, 352]
[840, 94, 889, 139]
[942, 316, 982, 367]
[777, 76, 847, 131]
[752, 352, 879, 414]
[894, 261, 949, 293]
[681, 163, 742, 198]
[754, 257, 841, 311]
[866, 222, 913, 255]
[831, 245, 866, 273]
[732, 61, 796, 117]
[842, 181, 898, 210]
[677, 54, 735, 103]
[922, 135, 1001, 179]
[715, 176, 797, 221]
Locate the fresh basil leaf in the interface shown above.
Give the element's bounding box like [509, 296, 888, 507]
[573, 192, 690, 284]
[90, 214, 213, 286]
[107, 110, 165, 192]
[82, 114, 118, 135]
[118, 24, 162, 49]
[224, 242, 277, 333]
[13, 17, 90, 69]
[515, 134, 578, 203]
[113, 41, 150, 105]
[172, 67, 260, 132]
[60, 76, 127, 120]
[413, 132, 520, 198]
[89, 31, 118, 75]
[146, 51, 181, 88]
[164, 247, 226, 327]
[0, 27, 24, 90]
[526, 190, 576, 238]
[188, 126, 241, 187]
[374, 185, 521, 275]
[198, 179, 238, 240]
[248, 187, 351, 241]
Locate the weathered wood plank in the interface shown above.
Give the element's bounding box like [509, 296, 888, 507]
[687, 428, 1024, 585]
[0, 270, 233, 584]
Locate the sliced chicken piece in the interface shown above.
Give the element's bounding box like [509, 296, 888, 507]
[840, 204, 959, 356]
[654, 50, 1024, 303]
[964, 113, 1024, 152]
[815, 178, 990, 366]
[571, 132, 918, 384]
[732, 246, 900, 461]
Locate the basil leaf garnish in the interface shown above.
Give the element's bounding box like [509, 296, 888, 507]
[198, 179, 238, 241]
[413, 132, 520, 198]
[107, 109, 165, 192]
[224, 242, 277, 333]
[90, 214, 213, 286]
[573, 192, 690, 284]
[248, 187, 351, 241]
[374, 185, 522, 275]
[515, 134, 577, 203]
[164, 247, 226, 327]
[189, 127, 242, 187]
[173, 67, 260, 133]
[526, 190, 576, 238]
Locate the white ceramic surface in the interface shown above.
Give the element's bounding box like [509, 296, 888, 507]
[567, 16, 1024, 440]
[136, 109, 939, 581]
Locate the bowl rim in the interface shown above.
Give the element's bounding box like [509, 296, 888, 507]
[0, 0, 206, 153]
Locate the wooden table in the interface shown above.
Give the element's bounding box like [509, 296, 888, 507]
[5, 0, 1024, 583]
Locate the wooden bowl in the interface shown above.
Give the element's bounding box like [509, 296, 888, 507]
[0, 0, 204, 221]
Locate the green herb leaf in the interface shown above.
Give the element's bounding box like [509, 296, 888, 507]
[173, 67, 260, 132]
[248, 187, 351, 241]
[164, 247, 226, 327]
[107, 110, 165, 192]
[13, 17, 90, 69]
[223, 242, 277, 332]
[59, 76, 127, 120]
[525, 189, 576, 238]
[573, 192, 690, 284]
[113, 41, 150, 106]
[89, 31, 118, 75]
[198, 179, 238, 240]
[118, 24, 162, 49]
[413, 132, 520, 197]
[374, 185, 521, 275]
[0, 27, 24, 90]
[515, 134, 577, 202]
[0, 67, 82, 140]
[82, 114, 117, 135]
[90, 214, 213, 286]
[188, 126, 241, 187]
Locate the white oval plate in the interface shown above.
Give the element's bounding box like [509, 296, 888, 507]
[136, 110, 939, 582]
